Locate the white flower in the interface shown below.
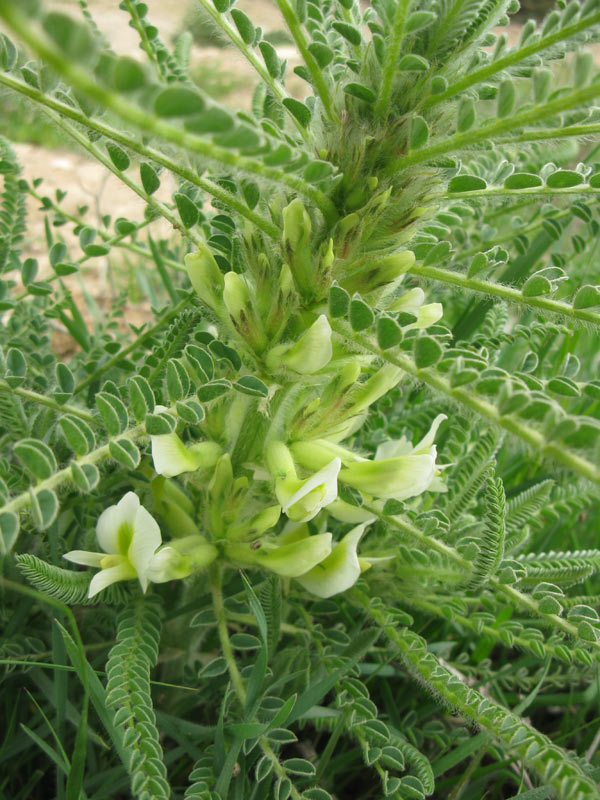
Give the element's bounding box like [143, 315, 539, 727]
[225, 531, 333, 577]
[147, 535, 218, 582]
[266, 315, 333, 374]
[296, 524, 369, 598]
[389, 288, 443, 329]
[151, 406, 222, 477]
[341, 414, 447, 500]
[277, 458, 341, 523]
[64, 492, 162, 598]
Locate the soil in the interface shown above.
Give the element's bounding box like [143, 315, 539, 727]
[2, 0, 296, 353]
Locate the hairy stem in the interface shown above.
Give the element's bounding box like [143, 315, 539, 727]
[408, 263, 600, 326]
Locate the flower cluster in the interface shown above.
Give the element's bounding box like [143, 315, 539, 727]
[64, 198, 447, 599]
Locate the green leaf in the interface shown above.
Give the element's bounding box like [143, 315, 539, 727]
[166, 358, 190, 403]
[71, 462, 99, 492]
[175, 399, 205, 424]
[349, 295, 375, 331]
[0, 512, 19, 554]
[282, 98, 311, 127]
[282, 758, 316, 776]
[522, 275, 552, 297]
[329, 283, 350, 318]
[332, 21, 362, 45]
[504, 172, 542, 189]
[145, 411, 177, 435]
[95, 391, 128, 436]
[405, 11, 436, 33]
[414, 337, 442, 368]
[197, 379, 232, 402]
[59, 415, 95, 456]
[174, 193, 199, 228]
[448, 175, 486, 192]
[344, 83, 376, 103]
[397, 54, 429, 71]
[140, 162, 160, 195]
[377, 315, 403, 349]
[108, 439, 140, 469]
[545, 170, 584, 189]
[56, 362, 74, 394]
[308, 41, 333, 67]
[154, 86, 205, 116]
[259, 41, 280, 78]
[30, 488, 59, 530]
[457, 97, 475, 132]
[497, 79, 515, 118]
[127, 375, 155, 420]
[573, 285, 600, 309]
[230, 8, 255, 43]
[234, 376, 269, 397]
[42, 12, 94, 61]
[14, 438, 57, 480]
[113, 56, 145, 91]
[106, 143, 130, 171]
[185, 107, 235, 134]
[409, 116, 429, 149]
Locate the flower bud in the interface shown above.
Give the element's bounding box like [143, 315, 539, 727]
[342, 364, 403, 417]
[266, 263, 298, 338]
[266, 442, 341, 523]
[341, 251, 415, 294]
[227, 504, 282, 540]
[151, 431, 222, 478]
[341, 455, 436, 500]
[389, 288, 443, 329]
[148, 535, 218, 582]
[225, 531, 332, 577]
[282, 198, 314, 297]
[296, 523, 369, 598]
[223, 271, 267, 352]
[266, 315, 333, 375]
[184, 245, 224, 312]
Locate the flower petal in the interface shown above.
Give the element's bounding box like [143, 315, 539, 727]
[96, 492, 140, 554]
[229, 532, 333, 577]
[88, 562, 136, 598]
[151, 432, 204, 477]
[128, 505, 162, 591]
[281, 458, 341, 523]
[412, 414, 447, 455]
[63, 550, 104, 567]
[296, 524, 367, 598]
[282, 314, 333, 375]
[341, 454, 436, 500]
[326, 499, 377, 524]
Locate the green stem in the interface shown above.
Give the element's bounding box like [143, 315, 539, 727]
[446, 184, 600, 201]
[210, 567, 304, 800]
[426, 10, 600, 108]
[407, 592, 597, 668]
[386, 82, 600, 174]
[361, 595, 599, 799]
[275, 0, 336, 122]
[505, 122, 600, 144]
[0, 71, 282, 240]
[374, 0, 410, 121]
[408, 263, 600, 326]
[123, 0, 164, 79]
[72, 295, 192, 394]
[210, 564, 247, 703]
[194, 0, 309, 141]
[0, 380, 95, 423]
[331, 320, 600, 486]
[43, 106, 199, 244]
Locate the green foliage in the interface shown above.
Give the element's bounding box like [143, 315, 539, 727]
[2, 0, 600, 798]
